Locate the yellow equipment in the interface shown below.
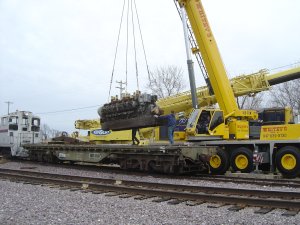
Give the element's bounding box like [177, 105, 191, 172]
[75, 119, 100, 130]
[74, 119, 133, 144]
[74, 118, 153, 144]
[177, 0, 300, 177]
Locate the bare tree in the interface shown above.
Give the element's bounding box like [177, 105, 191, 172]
[237, 93, 264, 110]
[146, 65, 186, 98]
[40, 123, 62, 140]
[51, 129, 62, 138]
[40, 123, 51, 141]
[268, 80, 300, 115]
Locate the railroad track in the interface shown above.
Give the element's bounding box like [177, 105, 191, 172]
[0, 168, 299, 215]
[8, 159, 300, 189]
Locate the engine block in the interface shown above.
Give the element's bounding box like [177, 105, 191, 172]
[99, 92, 163, 131]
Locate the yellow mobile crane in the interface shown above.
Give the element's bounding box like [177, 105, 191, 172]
[176, 0, 300, 177]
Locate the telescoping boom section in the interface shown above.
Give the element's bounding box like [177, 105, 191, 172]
[178, 0, 260, 140]
[178, 0, 257, 119]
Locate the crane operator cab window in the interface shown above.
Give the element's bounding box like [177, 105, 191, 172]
[210, 111, 224, 130]
[196, 111, 211, 134]
[196, 110, 224, 134]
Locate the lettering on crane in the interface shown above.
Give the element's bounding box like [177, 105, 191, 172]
[237, 125, 248, 129]
[262, 126, 288, 133]
[262, 126, 288, 139]
[91, 129, 111, 136]
[195, 0, 212, 38]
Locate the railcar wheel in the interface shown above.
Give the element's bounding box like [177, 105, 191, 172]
[275, 146, 300, 178]
[147, 160, 156, 172]
[230, 147, 253, 173]
[120, 159, 141, 171]
[209, 149, 230, 175]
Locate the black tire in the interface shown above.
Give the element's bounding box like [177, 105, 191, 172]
[209, 149, 230, 175]
[275, 146, 300, 178]
[230, 147, 253, 173]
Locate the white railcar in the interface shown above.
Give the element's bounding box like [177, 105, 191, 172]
[0, 111, 41, 157]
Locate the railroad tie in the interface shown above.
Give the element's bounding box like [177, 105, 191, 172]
[152, 197, 173, 203]
[228, 205, 245, 212]
[167, 199, 186, 205]
[186, 201, 206, 206]
[254, 208, 274, 214]
[281, 210, 299, 217]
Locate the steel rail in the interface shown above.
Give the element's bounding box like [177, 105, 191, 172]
[7, 160, 300, 188]
[0, 169, 300, 210]
[0, 168, 299, 198]
[192, 174, 300, 189]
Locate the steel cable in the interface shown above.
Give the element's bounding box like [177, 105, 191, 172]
[108, 0, 126, 101]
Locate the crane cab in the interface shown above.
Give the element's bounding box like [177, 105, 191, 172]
[186, 108, 229, 140]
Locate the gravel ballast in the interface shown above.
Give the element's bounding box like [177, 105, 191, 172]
[0, 162, 300, 224]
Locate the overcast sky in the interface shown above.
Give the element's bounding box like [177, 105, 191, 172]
[0, 0, 300, 133]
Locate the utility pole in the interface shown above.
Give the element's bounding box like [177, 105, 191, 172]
[116, 80, 126, 98]
[4, 101, 13, 114]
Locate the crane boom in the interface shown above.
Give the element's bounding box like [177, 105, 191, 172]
[178, 0, 238, 116]
[267, 67, 300, 86]
[158, 67, 300, 114]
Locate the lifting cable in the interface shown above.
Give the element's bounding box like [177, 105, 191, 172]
[130, 0, 140, 91]
[108, 0, 126, 101]
[269, 61, 300, 71]
[133, 0, 151, 82]
[125, 0, 130, 93]
[108, 0, 151, 99]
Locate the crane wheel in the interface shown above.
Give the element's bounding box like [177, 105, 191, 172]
[275, 146, 300, 178]
[230, 147, 253, 173]
[209, 149, 230, 175]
